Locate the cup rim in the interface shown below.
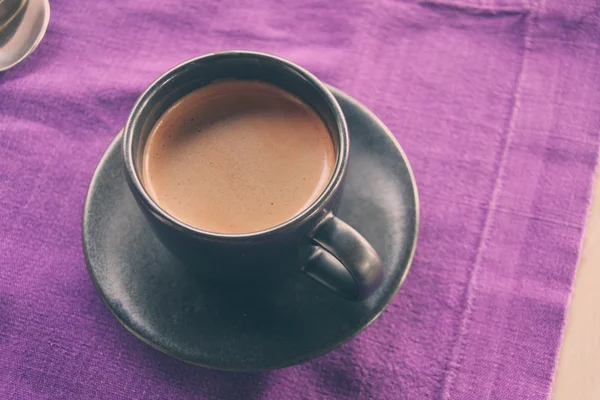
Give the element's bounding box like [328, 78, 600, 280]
[122, 50, 349, 242]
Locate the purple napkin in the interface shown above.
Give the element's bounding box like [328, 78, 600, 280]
[1, 0, 598, 399]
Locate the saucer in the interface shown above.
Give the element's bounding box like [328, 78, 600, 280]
[0, 0, 50, 72]
[82, 86, 419, 370]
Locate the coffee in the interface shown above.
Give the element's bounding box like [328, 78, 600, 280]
[142, 80, 336, 234]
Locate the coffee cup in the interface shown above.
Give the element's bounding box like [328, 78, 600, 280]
[122, 51, 383, 301]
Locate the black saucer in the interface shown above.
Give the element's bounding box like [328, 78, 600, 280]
[82, 86, 419, 371]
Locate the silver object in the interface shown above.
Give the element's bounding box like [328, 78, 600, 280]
[0, 0, 50, 72]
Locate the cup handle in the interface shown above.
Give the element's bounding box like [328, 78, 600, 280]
[302, 213, 384, 301]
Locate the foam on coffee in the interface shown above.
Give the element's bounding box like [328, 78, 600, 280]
[142, 80, 336, 234]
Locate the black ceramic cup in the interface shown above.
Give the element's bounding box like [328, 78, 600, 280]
[122, 51, 383, 301]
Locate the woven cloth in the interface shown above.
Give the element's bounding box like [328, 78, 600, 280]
[1, 0, 599, 399]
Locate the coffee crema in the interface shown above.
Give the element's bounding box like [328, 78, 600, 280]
[142, 80, 336, 234]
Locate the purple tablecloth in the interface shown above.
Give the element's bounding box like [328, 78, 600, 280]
[1, 0, 599, 399]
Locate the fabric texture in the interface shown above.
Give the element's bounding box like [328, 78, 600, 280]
[1, 0, 599, 399]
